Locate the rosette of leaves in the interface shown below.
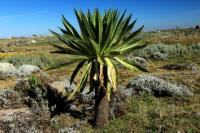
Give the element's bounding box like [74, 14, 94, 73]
[50, 9, 147, 127]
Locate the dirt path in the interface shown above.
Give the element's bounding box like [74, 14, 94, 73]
[0, 79, 16, 89]
[0, 107, 31, 117]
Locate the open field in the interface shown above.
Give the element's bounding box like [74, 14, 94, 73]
[142, 29, 200, 45]
[0, 29, 200, 132]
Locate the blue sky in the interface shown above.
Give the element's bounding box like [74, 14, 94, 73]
[0, 0, 200, 37]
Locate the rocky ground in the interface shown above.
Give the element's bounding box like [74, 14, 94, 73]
[0, 60, 199, 132]
[0, 33, 200, 132]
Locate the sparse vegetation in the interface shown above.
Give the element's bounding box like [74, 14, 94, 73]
[130, 43, 200, 60]
[1, 53, 68, 69]
[141, 29, 200, 45]
[0, 23, 200, 132]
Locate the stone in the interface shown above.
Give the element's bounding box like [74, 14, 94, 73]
[78, 87, 95, 104]
[51, 78, 75, 93]
[152, 52, 168, 60]
[0, 63, 42, 79]
[58, 127, 77, 133]
[0, 62, 18, 79]
[0, 48, 8, 53]
[123, 74, 193, 97]
[51, 78, 95, 104]
[129, 57, 148, 69]
[17, 65, 40, 76]
[30, 39, 37, 44]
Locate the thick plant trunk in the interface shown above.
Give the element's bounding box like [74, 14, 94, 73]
[95, 87, 109, 128]
[94, 65, 109, 128]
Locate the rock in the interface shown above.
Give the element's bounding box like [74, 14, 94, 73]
[123, 74, 193, 97]
[152, 52, 168, 60]
[0, 63, 41, 79]
[18, 65, 40, 76]
[30, 39, 37, 44]
[51, 78, 95, 104]
[78, 87, 95, 104]
[51, 78, 75, 93]
[0, 62, 18, 79]
[0, 89, 24, 109]
[0, 48, 8, 53]
[129, 57, 148, 69]
[161, 63, 199, 71]
[68, 104, 78, 111]
[58, 127, 77, 133]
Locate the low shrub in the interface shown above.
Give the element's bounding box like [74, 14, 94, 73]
[129, 43, 200, 60]
[124, 74, 193, 97]
[2, 53, 68, 69]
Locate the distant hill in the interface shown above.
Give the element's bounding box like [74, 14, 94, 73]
[141, 28, 200, 45]
[1, 28, 200, 46]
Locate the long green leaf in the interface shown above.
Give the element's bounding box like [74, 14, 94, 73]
[96, 9, 103, 45]
[107, 10, 126, 47]
[114, 57, 140, 71]
[89, 38, 100, 55]
[49, 30, 81, 51]
[62, 34, 91, 54]
[125, 25, 144, 43]
[50, 44, 83, 55]
[80, 11, 96, 40]
[61, 15, 80, 38]
[115, 57, 147, 72]
[115, 14, 132, 43]
[74, 10, 90, 42]
[45, 60, 81, 71]
[68, 63, 91, 100]
[116, 39, 144, 54]
[70, 60, 87, 85]
[58, 27, 68, 35]
[120, 43, 148, 54]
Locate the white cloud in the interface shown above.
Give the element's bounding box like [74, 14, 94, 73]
[0, 11, 47, 20]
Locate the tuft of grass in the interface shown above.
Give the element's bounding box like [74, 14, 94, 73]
[2, 53, 69, 69]
[83, 95, 200, 133]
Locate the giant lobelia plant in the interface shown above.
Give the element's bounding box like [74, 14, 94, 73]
[50, 9, 147, 127]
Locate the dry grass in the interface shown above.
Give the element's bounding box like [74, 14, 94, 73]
[146, 35, 200, 45]
[143, 29, 200, 45]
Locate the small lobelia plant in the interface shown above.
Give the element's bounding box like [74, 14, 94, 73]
[50, 9, 147, 127]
